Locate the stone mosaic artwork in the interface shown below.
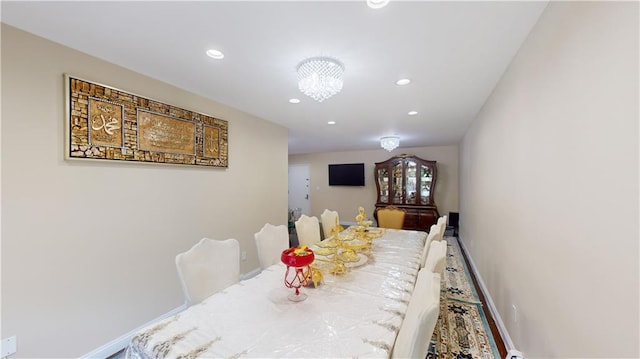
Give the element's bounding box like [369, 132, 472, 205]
[66, 75, 228, 167]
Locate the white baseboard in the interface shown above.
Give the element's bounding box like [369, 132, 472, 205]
[80, 268, 262, 359]
[240, 267, 261, 280]
[79, 304, 187, 359]
[456, 234, 518, 356]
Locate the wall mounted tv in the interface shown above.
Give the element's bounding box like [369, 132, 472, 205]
[328, 163, 365, 186]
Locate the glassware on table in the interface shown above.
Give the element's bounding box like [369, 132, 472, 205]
[281, 247, 315, 301]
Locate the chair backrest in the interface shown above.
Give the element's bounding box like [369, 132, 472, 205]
[175, 238, 240, 306]
[320, 209, 340, 239]
[376, 206, 406, 229]
[254, 223, 290, 270]
[420, 230, 440, 268]
[437, 215, 448, 228]
[294, 214, 321, 247]
[424, 240, 447, 274]
[429, 223, 440, 238]
[430, 223, 444, 242]
[392, 269, 441, 359]
[437, 218, 447, 239]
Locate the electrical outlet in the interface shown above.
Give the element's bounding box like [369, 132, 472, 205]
[1, 336, 17, 357]
[241, 251, 247, 261]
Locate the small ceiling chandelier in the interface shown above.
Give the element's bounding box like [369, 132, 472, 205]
[296, 57, 344, 102]
[380, 136, 400, 152]
[367, 0, 390, 9]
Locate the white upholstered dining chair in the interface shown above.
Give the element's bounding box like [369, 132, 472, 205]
[254, 223, 290, 270]
[430, 223, 444, 242]
[175, 238, 240, 306]
[423, 239, 447, 274]
[420, 229, 440, 269]
[294, 214, 321, 247]
[392, 269, 441, 359]
[320, 209, 340, 239]
[437, 215, 448, 239]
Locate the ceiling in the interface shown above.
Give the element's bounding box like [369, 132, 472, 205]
[1, 1, 548, 154]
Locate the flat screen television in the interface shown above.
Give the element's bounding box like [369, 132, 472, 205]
[328, 163, 365, 186]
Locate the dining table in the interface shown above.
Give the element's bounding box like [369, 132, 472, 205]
[125, 228, 426, 359]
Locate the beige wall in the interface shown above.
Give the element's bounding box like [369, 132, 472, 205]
[459, 2, 638, 357]
[289, 145, 458, 225]
[1, 25, 288, 358]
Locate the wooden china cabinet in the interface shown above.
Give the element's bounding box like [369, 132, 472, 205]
[374, 154, 439, 231]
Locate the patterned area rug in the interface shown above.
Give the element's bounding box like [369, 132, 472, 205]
[427, 236, 500, 359]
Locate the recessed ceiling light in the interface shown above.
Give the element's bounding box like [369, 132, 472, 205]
[206, 49, 224, 59]
[367, 0, 390, 9]
[328, 121, 336, 125]
[408, 111, 418, 116]
[289, 98, 301, 104]
[396, 78, 411, 86]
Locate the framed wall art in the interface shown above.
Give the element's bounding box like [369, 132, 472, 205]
[65, 74, 228, 167]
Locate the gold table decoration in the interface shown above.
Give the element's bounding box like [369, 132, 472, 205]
[313, 247, 338, 257]
[310, 205, 382, 279]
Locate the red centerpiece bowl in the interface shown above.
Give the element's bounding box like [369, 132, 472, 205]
[281, 247, 315, 302]
[281, 247, 315, 267]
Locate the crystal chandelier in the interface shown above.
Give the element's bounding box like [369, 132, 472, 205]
[296, 57, 344, 102]
[367, 0, 390, 9]
[380, 136, 400, 151]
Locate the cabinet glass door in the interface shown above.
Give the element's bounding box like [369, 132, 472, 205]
[392, 162, 403, 204]
[420, 165, 432, 204]
[405, 160, 417, 204]
[377, 168, 389, 202]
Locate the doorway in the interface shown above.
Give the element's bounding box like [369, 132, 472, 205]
[288, 164, 310, 219]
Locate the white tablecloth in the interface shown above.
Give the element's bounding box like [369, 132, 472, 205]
[126, 229, 426, 359]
